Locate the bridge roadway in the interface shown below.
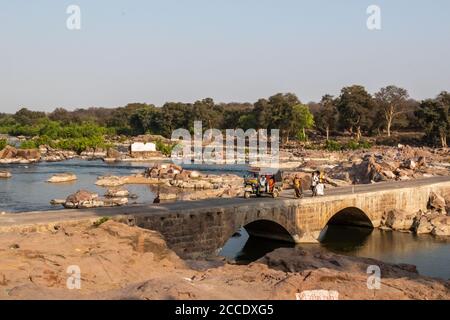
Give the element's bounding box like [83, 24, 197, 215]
[1, 176, 450, 257]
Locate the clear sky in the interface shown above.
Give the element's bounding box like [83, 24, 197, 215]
[1, 0, 449, 112]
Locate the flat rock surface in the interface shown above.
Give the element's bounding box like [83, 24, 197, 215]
[0, 221, 448, 300]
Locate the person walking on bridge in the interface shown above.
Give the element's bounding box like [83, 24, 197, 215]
[293, 175, 303, 198]
[311, 171, 319, 197]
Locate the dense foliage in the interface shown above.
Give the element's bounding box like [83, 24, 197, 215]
[1, 86, 449, 151]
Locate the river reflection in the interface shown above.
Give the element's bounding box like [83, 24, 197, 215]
[220, 225, 450, 280]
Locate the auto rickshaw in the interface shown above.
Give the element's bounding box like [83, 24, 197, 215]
[243, 170, 283, 199]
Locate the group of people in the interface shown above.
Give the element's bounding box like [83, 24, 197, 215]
[293, 170, 325, 198]
[257, 174, 275, 193]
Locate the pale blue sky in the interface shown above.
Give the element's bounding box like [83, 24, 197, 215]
[1, 0, 449, 112]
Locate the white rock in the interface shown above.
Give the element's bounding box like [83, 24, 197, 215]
[0, 171, 12, 179]
[189, 171, 201, 179]
[47, 173, 77, 183]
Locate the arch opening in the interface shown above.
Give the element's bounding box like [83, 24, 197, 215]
[244, 219, 295, 243]
[319, 207, 374, 247]
[219, 220, 295, 264]
[326, 207, 374, 228]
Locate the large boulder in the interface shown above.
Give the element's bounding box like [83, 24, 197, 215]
[189, 171, 201, 179]
[330, 171, 351, 182]
[96, 176, 126, 187]
[430, 216, 450, 237]
[145, 164, 183, 179]
[103, 197, 129, 206]
[47, 173, 77, 183]
[107, 148, 122, 159]
[159, 192, 177, 201]
[0, 145, 40, 163]
[414, 216, 434, 234]
[64, 190, 103, 209]
[174, 170, 190, 181]
[382, 170, 397, 180]
[0, 145, 17, 159]
[16, 149, 41, 161]
[417, 156, 427, 168]
[383, 209, 416, 231]
[349, 155, 383, 184]
[105, 188, 130, 198]
[402, 159, 416, 170]
[429, 192, 446, 213]
[0, 171, 12, 179]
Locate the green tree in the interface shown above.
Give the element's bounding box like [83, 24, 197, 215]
[13, 108, 46, 126]
[190, 98, 223, 132]
[336, 85, 375, 140]
[48, 108, 72, 125]
[315, 94, 337, 141]
[292, 104, 314, 141]
[128, 105, 158, 135]
[156, 102, 191, 136]
[237, 114, 257, 130]
[415, 94, 450, 148]
[39, 120, 62, 139]
[254, 93, 301, 142]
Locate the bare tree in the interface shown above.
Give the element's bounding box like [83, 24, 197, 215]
[375, 86, 409, 137]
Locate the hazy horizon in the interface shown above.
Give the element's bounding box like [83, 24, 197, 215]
[2, 0, 450, 112]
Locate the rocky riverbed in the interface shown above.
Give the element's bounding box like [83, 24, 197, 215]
[93, 163, 245, 202]
[283, 145, 450, 190]
[0, 220, 448, 300]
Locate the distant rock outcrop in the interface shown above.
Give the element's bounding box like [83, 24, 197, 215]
[0, 146, 40, 164]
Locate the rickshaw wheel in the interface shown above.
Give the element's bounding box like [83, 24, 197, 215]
[244, 191, 251, 199]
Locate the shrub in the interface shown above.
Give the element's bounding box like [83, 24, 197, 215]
[0, 139, 7, 150]
[358, 140, 372, 149]
[55, 136, 110, 154]
[93, 217, 110, 227]
[325, 140, 343, 151]
[156, 139, 176, 157]
[20, 140, 38, 149]
[345, 139, 372, 150]
[325, 139, 372, 151]
[345, 140, 360, 150]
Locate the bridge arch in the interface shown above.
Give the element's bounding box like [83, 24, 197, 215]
[243, 219, 295, 243]
[218, 216, 297, 253]
[325, 206, 374, 228]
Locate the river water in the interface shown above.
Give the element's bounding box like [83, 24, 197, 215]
[1, 160, 449, 280]
[220, 226, 450, 280]
[0, 159, 247, 212]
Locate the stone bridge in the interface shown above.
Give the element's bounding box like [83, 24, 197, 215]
[2, 176, 450, 259]
[120, 176, 450, 258]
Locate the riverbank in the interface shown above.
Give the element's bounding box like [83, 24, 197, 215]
[0, 220, 448, 300]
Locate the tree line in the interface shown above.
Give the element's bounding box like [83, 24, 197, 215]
[1, 85, 449, 148]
